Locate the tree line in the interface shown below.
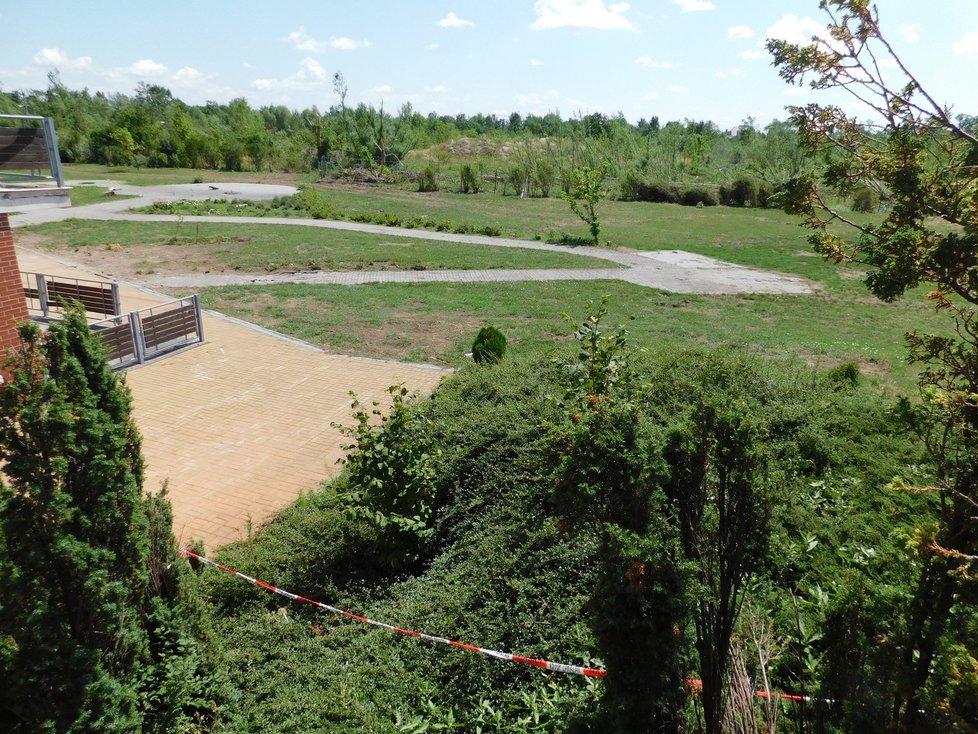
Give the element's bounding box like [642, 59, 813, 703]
[1, 71, 806, 188]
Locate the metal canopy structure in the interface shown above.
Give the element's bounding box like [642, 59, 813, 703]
[0, 114, 71, 211]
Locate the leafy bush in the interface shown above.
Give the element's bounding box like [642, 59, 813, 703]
[533, 160, 557, 197]
[678, 187, 718, 207]
[506, 165, 528, 196]
[417, 166, 439, 192]
[334, 386, 439, 554]
[459, 163, 481, 194]
[617, 172, 680, 204]
[471, 326, 507, 364]
[851, 185, 879, 212]
[292, 186, 338, 219]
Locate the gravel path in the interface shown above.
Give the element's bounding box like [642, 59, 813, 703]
[12, 182, 816, 295]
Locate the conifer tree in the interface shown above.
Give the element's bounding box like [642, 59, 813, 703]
[0, 305, 150, 731]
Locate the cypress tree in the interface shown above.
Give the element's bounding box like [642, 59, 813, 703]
[0, 305, 150, 731]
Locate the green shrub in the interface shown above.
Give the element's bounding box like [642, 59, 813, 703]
[293, 186, 337, 219]
[459, 164, 481, 194]
[533, 160, 557, 197]
[719, 177, 760, 207]
[334, 386, 438, 553]
[471, 326, 507, 364]
[506, 165, 528, 196]
[678, 187, 718, 206]
[827, 361, 861, 386]
[417, 166, 439, 192]
[851, 185, 879, 212]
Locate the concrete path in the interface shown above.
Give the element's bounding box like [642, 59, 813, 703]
[11, 182, 816, 296]
[15, 244, 449, 550]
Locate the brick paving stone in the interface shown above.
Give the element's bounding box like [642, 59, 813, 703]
[13, 245, 449, 550]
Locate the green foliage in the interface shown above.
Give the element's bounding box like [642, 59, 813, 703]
[827, 360, 860, 386]
[718, 177, 775, 208]
[459, 163, 481, 194]
[335, 386, 439, 554]
[769, 2, 978, 728]
[561, 163, 611, 246]
[471, 325, 507, 364]
[0, 304, 220, 732]
[417, 165, 439, 192]
[850, 185, 878, 213]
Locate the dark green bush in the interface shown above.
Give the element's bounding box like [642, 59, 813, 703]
[852, 185, 879, 212]
[617, 172, 680, 204]
[678, 187, 718, 206]
[827, 361, 861, 386]
[417, 166, 439, 192]
[471, 326, 507, 364]
[459, 163, 480, 194]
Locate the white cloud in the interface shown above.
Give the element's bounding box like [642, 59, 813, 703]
[636, 57, 673, 68]
[666, 85, 688, 93]
[428, 43, 440, 49]
[673, 0, 715, 12]
[330, 36, 370, 50]
[713, 71, 727, 79]
[283, 27, 328, 53]
[953, 31, 978, 55]
[642, 92, 658, 100]
[741, 49, 764, 60]
[33, 47, 92, 70]
[427, 84, 448, 93]
[251, 78, 277, 90]
[530, 58, 544, 66]
[129, 59, 167, 76]
[782, 86, 809, 97]
[531, 0, 634, 31]
[516, 93, 542, 105]
[898, 23, 921, 44]
[299, 57, 327, 79]
[727, 25, 754, 39]
[171, 67, 204, 85]
[765, 14, 825, 46]
[372, 84, 393, 93]
[439, 11, 475, 28]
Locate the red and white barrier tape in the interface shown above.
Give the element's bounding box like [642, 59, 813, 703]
[179, 548, 607, 678]
[180, 548, 819, 700]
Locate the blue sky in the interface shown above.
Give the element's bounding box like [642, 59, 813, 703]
[1, 1, 976, 128]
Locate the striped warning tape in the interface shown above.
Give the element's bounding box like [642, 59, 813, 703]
[180, 548, 819, 701]
[179, 548, 607, 678]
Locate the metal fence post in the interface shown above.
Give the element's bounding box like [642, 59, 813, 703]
[128, 311, 145, 364]
[192, 294, 204, 343]
[36, 274, 49, 317]
[111, 282, 122, 317]
[41, 117, 65, 187]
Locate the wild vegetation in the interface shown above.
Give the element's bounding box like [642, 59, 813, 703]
[2, 0, 976, 731]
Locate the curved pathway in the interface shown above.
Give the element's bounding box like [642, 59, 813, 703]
[12, 181, 816, 295]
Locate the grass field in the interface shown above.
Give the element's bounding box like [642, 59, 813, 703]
[68, 185, 137, 207]
[194, 278, 939, 392]
[63, 162, 310, 187]
[40, 165, 946, 394]
[20, 220, 613, 275]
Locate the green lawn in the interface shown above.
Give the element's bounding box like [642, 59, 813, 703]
[195, 278, 939, 393]
[68, 185, 137, 207]
[21, 219, 614, 273]
[63, 162, 313, 187]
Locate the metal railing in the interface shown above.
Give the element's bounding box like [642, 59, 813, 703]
[21, 271, 122, 320]
[91, 295, 204, 369]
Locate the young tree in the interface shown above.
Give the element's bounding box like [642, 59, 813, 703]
[561, 162, 612, 246]
[768, 2, 978, 728]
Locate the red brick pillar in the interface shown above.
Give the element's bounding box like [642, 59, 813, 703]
[0, 213, 28, 360]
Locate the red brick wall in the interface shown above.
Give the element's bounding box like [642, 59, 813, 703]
[0, 213, 28, 359]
